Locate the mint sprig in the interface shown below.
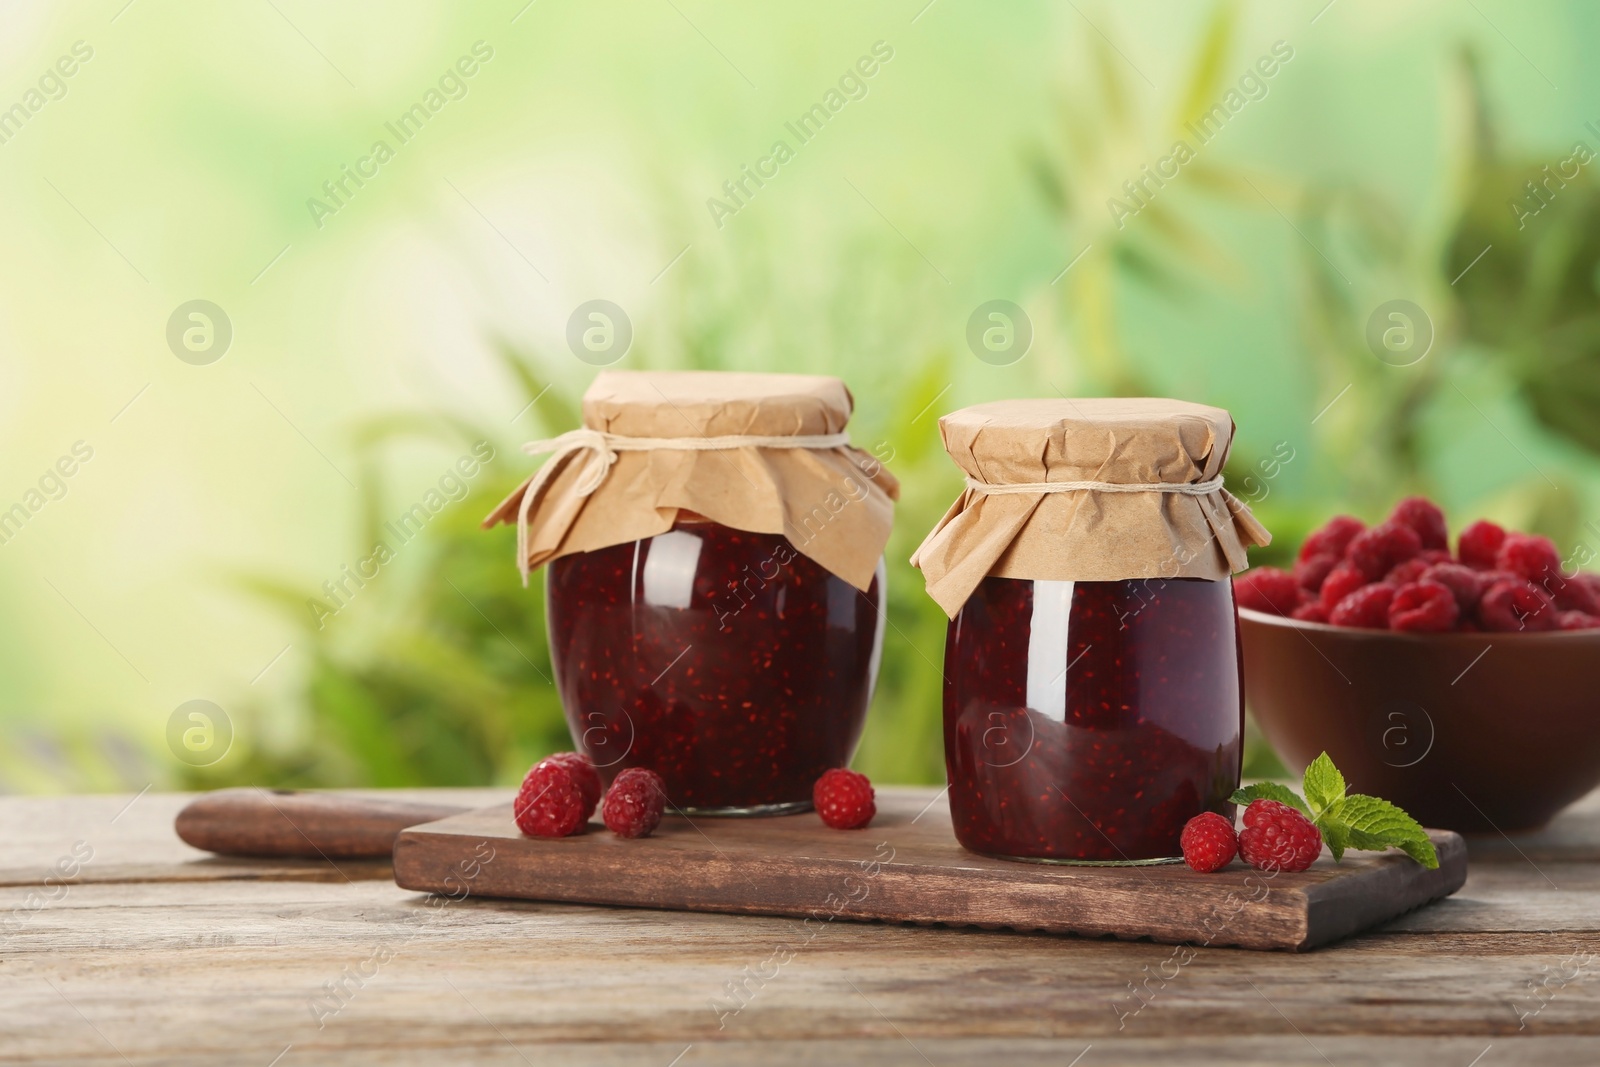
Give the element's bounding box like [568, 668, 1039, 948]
[1229, 752, 1438, 869]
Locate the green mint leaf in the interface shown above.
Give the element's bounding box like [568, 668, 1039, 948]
[1229, 782, 1311, 818]
[1301, 752, 1347, 819]
[1320, 819, 1349, 862]
[1320, 794, 1439, 869]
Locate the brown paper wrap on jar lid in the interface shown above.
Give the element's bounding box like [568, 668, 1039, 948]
[910, 397, 1270, 617]
[483, 370, 899, 590]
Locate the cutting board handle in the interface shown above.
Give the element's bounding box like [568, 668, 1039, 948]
[174, 788, 470, 859]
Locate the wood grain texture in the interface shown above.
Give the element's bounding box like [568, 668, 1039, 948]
[173, 788, 469, 859]
[391, 787, 1467, 952]
[0, 789, 503, 887]
[3, 879, 1597, 1065]
[2, 788, 1597, 1065]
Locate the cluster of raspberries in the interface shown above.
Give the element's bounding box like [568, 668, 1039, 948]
[513, 757, 876, 839]
[514, 753, 666, 839]
[1235, 496, 1598, 632]
[1181, 802, 1322, 874]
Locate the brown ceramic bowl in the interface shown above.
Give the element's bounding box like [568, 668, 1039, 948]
[1239, 608, 1600, 834]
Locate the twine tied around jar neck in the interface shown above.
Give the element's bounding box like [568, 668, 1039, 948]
[514, 427, 854, 585]
[962, 473, 1226, 496]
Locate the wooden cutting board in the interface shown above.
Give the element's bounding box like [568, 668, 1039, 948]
[392, 787, 1466, 951]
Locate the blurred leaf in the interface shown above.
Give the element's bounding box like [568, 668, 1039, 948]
[1173, 0, 1237, 130]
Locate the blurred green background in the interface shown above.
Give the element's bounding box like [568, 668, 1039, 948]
[3, 0, 1598, 794]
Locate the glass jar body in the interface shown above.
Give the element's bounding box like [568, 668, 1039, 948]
[547, 519, 885, 814]
[943, 575, 1243, 863]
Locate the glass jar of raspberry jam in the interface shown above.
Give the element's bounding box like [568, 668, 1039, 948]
[943, 574, 1241, 862]
[548, 518, 885, 813]
[485, 370, 899, 815]
[912, 398, 1270, 863]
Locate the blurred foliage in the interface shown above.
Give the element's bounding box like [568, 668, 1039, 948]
[1447, 54, 1600, 461]
[194, 8, 1296, 791]
[138, 9, 1599, 793]
[189, 365, 572, 790]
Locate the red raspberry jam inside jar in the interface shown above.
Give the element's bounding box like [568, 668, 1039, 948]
[483, 370, 900, 816]
[943, 574, 1242, 862]
[911, 397, 1270, 864]
[547, 519, 885, 813]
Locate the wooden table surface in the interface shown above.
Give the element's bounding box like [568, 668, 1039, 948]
[3, 786, 1599, 1066]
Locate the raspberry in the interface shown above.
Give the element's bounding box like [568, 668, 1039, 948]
[1347, 521, 1422, 580]
[602, 767, 666, 838]
[1237, 799, 1322, 873]
[1299, 515, 1366, 563]
[1384, 558, 1430, 587]
[1458, 519, 1506, 570]
[1478, 579, 1556, 632]
[543, 752, 602, 819]
[1552, 574, 1600, 614]
[1329, 583, 1395, 629]
[1294, 551, 1341, 592]
[1234, 566, 1300, 615]
[1497, 533, 1562, 586]
[1291, 601, 1329, 623]
[1389, 496, 1449, 550]
[814, 768, 876, 829]
[1180, 811, 1238, 872]
[1557, 610, 1600, 630]
[514, 760, 588, 838]
[1419, 549, 1455, 566]
[1421, 562, 1485, 614]
[1388, 580, 1460, 632]
[1318, 562, 1370, 614]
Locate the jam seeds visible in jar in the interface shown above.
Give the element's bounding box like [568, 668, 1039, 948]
[944, 575, 1241, 862]
[548, 522, 884, 812]
[487, 370, 899, 814]
[914, 397, 1270, 863]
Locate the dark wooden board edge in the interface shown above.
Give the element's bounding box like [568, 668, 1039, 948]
[392, 807, 1469, 952]
[1298, 830, 1467, 950]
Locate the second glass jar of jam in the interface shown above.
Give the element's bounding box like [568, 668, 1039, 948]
[912, 397, 1271, 863]
[548, 519, 885, 813]
[943, 574, 1241, 862]
[484, 370, 899, 815]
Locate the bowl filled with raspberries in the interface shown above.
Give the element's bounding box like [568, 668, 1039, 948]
[1235, 496, 1600, 834]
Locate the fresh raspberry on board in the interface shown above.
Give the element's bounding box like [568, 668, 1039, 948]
[1293, 551, 1341, 593]
[1237, 800, 1322, 873]
[543, 752, 602, 819]
[1329, 583, 1395, 629]
[1299, 515, 1366, 563]
[814, 768, 876, 829]
[1496, 533, 1563, 586]
[1389, 496, 1449, 550]
[1234, 567, 1301, 615]
[1388, 580, 1460, 632]
[514, 760, 588, 838]
[1180, 812, 1238, 873]
[1478, 580, 1556, 632]
[602, 767, 666, 838]
[1557, 611, 1600, 631]
[1457, 520, 1506, 570]
[1347, 521, 1422, 581]
[1318, 562, 1370, 614]
[1421, 562, 1485, 614]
